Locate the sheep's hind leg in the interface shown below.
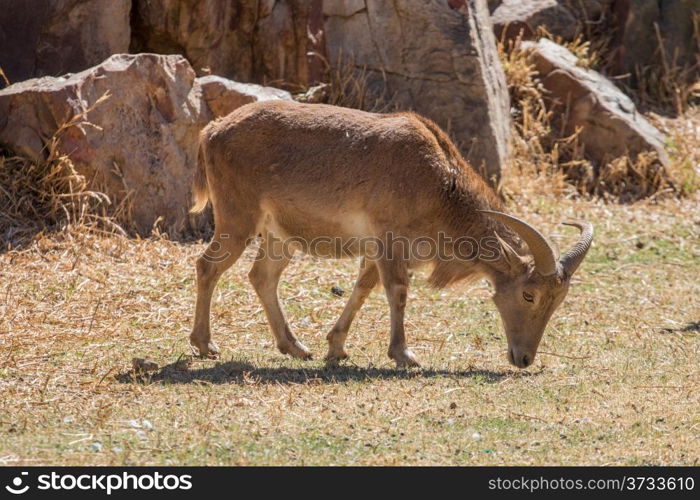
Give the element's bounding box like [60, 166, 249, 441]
[190, 227, 251, 357]
[325, 258, 379, 363]
[249, 236, 312, 360]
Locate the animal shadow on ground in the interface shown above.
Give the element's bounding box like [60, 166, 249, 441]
[661, 320, 700, 333]
[115, 358, 538, 386]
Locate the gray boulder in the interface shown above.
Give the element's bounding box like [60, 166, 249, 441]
[522, 39, 669, 166]
[198, 75, 292, 118]
[491, 0, 578, 41]
[0, 54, 292, 235]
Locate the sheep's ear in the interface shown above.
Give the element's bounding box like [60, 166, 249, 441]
[496, 233, 527, 273]
[479, 210, 558, 276]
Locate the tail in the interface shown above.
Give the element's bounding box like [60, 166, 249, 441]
[190, 137, 209, 213]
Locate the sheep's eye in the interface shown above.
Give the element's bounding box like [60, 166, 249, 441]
[523, 291, 534, 303]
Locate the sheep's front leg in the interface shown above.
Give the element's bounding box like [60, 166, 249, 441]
[376, 257, 420, 368]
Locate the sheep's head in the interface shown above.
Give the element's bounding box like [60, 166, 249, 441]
[480, 211, 593, 368]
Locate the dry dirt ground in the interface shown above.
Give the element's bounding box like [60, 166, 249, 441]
[1, 187, 698, 465]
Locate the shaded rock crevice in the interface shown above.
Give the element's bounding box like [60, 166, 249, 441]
[0, 0, 132, 87]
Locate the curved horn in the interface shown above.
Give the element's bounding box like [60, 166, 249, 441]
[478, 210, 558, 276]
[560, 220, 593, 276]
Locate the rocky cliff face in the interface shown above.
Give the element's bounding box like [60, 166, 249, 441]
[129, 0, 326, 87]
[0, 0, 132, 83]
[3, 1, 696, 94]
[128, 0, 511, 180]
[610, 0, 700, 84]
[1, 0, 511, 182]
[323, 0, 510, 181]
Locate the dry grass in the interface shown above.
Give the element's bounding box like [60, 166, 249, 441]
[0, 66, 10, 88]
[291, 48, 397, 112]
[649, 106, 700, 196]
[0, 188, 698, 465]
[305, 52, 396, 113]
[629, 14, 700, 117]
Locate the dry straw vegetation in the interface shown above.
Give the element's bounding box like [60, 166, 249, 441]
[499, 32, 700, 202]
[624, 13, 700, 117]
[1, 37, 699, 465]
[0, 91, 128, 249]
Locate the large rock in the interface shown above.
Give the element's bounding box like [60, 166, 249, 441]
[131, 0, 509, 181]
[490, 1, 699, 87]
[325, 0, 510, 181]
[522, 39, 669, 165]
[130, 0, 325, 87]
[491, 0, 578, 41]
[489, 0, 615, 42]
[0, 54, 292, 234]
[0, 0, 131, 87]
[198, 75, 292, 118]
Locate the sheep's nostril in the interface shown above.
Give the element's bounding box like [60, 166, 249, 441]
[521, 354, 530, 367]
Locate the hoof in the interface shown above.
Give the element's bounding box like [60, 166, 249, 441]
[324, 347, 348, 364]
[279, 340, 313, 360]
[389, 348, 421, 368]
[189, 338, 220, 358]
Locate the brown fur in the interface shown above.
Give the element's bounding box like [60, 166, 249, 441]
[188, 100, 582, 369]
